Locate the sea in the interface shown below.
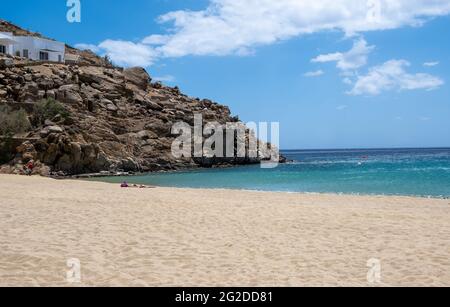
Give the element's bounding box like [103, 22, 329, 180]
[90, 148, 450, 198]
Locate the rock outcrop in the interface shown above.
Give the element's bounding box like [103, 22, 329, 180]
[0, 21, 281, 177]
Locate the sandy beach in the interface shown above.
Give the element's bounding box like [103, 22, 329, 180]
[0, 174, 449, 287]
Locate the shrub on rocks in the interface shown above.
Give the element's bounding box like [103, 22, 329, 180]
[33, 98, 70, 126]
[0, 105, 31, 135]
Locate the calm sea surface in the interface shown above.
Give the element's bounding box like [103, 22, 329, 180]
[90, 148, 450, 197]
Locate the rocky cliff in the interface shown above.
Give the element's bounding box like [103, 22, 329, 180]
[0, 21, 280, 177]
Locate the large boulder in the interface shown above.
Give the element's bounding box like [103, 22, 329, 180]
[78, 66, 105, 84]
[123, 67, 151, 90]
[57, 84, 83, 105]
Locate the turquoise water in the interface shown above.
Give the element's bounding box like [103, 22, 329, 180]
[90, 148, 450, 197]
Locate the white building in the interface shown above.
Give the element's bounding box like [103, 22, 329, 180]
[0, 32, 15, 55]
[0, 32, 65, 62]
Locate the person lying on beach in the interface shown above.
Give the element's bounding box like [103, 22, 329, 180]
[121, 182, 154, 189]
[132, 184, 147, 188]
[138, 184, 153, 188]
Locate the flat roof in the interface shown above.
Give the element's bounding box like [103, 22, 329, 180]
[0, 33, 16, 43]
[14, 35, 64, 45]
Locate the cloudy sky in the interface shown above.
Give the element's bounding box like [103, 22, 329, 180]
[3, 0, 450, 149]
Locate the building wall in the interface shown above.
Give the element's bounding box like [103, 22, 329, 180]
[11, 36, 65, 62]
[0, 32, 14, 55]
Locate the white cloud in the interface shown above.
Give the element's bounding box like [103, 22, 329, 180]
[342, 77, 353, 85]
[303, 70, 324, 77]
[348, 59, 444, 95]
[423, 61, 439, 67]
[97, 40, 157, 67]
[312, 38, 375, 71]
[142, 34, 171, 45]
[144, 0, 450, 58]
[419, 116, 431, 121]
[76, 0, 450, 66]
[74, 43, 101, 53]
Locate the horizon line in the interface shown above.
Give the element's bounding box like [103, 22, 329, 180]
[281, 146, 450, 151]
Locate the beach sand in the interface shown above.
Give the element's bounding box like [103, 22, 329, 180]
[0, 174, 449, 287]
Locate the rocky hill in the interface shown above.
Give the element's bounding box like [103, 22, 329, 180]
[0, 21, 280, 177]
[0, 19, 45, 37]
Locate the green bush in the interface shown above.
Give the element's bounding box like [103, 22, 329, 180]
[33, 98, 70, 125]
[0, 105, 31, 135]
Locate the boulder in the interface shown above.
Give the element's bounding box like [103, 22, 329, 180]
[56, 154, 72, 171]
[39, 128, 50, 138]
[146, 100, 163, 111]
[119, 158, 140, 172]
[38, 90, 45, 100]
[58, 84, 83, 105]
[41, 143, 59, 165]
[144, 119, 172, 137]
[19, 82, 39, 102]
[38, 78, 55, 90]
[123, 67, 151, 90]
[47, 126, 64, 134]
[78, 67, 104, 84]
[106, 104, 118, 112]
[46, 90, 56, 99]
[0, 57, 13, 68]
[15, 141, 37, 163]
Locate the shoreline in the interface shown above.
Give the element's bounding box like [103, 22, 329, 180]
[8, 173, 449, 202]
[90, 181, 450, 200]
[58, 163, 261, 179]
[1, 174, 449, 286]
[82, 175, 450, 201]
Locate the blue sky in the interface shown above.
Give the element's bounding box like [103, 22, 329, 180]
[2, 0, 450, 149]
